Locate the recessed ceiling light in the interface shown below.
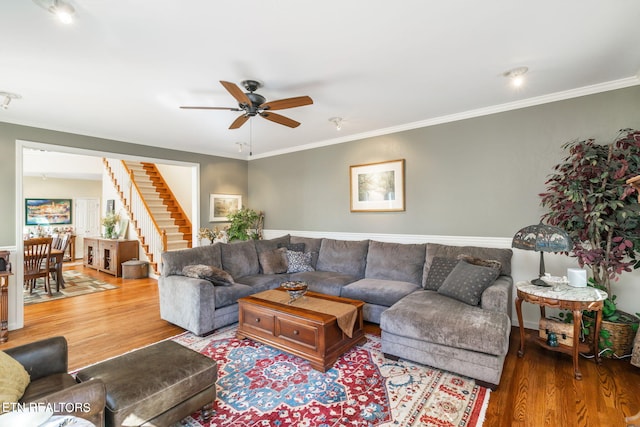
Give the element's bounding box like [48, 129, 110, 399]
[33, 0, 76, 24]
[503, 66, 529, 88]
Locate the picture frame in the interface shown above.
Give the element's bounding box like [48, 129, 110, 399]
[25, 198, 73, 225]
[350, 159, 405, 212]
[209, 194, 242, 221]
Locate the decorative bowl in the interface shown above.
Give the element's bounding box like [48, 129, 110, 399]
[280, 281, 308, 303]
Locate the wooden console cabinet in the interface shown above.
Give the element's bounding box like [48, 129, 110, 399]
[83, 238, 139, 277]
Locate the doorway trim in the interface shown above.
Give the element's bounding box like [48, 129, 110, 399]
[13, 139, 200, 331]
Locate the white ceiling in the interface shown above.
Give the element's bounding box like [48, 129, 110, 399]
[2, 1, 639, 160]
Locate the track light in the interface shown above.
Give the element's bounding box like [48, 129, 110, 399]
[235, 142, 249, 153]
[329, 117, 343, 131]
[0, 92, 21, 110]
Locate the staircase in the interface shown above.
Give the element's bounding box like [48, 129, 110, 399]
[103, 159, 192, 275]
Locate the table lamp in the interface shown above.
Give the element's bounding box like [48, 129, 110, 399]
[512, 223, 573, 286]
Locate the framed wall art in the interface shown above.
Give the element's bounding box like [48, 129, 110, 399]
[209, 194, 242, 221]
[350, 159, 405, 212]
[25, 198, 73, 225]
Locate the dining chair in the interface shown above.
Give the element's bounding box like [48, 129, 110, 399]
[24, 237, 53, 295]
[49, 233, 71, 291]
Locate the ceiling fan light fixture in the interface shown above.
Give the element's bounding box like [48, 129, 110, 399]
[329, 117, 343, 131]
[0, 92, 22, 110]
[503, 66, 529, 88]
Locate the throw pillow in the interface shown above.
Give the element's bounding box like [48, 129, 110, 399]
[457, 254, 502, 271]
[424, 257, 459, 290]
[182, 264, 235, 286]
[437, 260, 500, 306]
[286, 250, 315, 273]
[0, 351, 30, 414]
[258, 247, 288, 275]
[278, 242, 306, 253]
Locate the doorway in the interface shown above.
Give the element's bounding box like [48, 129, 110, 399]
[14, 140, 200, 331]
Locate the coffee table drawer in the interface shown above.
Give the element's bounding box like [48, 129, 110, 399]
[277, 318, 318, 350]
[240, 305, 275, 335]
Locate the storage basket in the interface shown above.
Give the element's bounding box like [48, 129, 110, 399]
[539, 318, 574, 347]
[122, 260, 149, 279]
[586, 311, 639, 359]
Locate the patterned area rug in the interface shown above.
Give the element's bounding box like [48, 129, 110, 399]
[172, 325, 489, 427]
[24, 270, 118, 305]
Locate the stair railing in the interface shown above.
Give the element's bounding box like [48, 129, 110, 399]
[104, 159, 167, 273]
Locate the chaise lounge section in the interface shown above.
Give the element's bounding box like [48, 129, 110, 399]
[158, 234, 513, 388]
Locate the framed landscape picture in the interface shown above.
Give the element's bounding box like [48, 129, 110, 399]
[350, 159, 405, 212]
[25, 198, 73, 225]
[210, 194, 242, 221]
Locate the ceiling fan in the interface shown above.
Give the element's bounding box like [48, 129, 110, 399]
[180, 80, 313, 130]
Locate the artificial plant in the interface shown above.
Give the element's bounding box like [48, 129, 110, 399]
[540, 128, 640, 316]
[226, 208, 264, 241]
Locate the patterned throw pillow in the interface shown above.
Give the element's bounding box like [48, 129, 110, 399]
[0, 351, 30, 414]
[456, 254, 502, 271]
[182, 264, 235, 286]
[424, 257, 459, 290]
[286, 250, 315, 273]
[437, 260, 500, 306]
[258, 247, 288, 275]
[278, 242, 306, 253]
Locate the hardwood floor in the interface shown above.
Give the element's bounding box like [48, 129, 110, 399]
[2, 265, 639, 426]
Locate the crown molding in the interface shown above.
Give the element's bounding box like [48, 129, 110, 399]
[251, 76, 640, 160]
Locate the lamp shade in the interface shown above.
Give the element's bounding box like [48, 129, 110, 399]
[512, 223, 573, 253]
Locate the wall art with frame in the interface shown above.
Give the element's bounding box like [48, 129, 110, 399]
[210, 194, 242, 221]
[350, 159, 405, 212]
[25, 198, 73, 225]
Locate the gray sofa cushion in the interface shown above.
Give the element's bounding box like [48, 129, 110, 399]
[423, 257, 458, 290]
[316, 239, 369, 279]
[380, 290, 511, 357]
[212, 282, 256, 308]
[258, 248, 288, 275]
[182, 264, 234, 286]
[365, 241, 426, 285]
[341, 278, 420, 307]
[161, 244, 222, 276]
[235, 274, 286, 293]
[290, 236, 323, 268]
[288, 271, 358, 296]
[254, 235, 290, 273]
[220, 240, 259, 279]
[424, 243, 513, 284]
[437, 260, 500, 306]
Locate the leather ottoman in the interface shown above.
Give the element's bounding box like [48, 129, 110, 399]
[76, 340, 217, 427]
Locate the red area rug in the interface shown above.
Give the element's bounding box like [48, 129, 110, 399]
[173, 325, 489, 427]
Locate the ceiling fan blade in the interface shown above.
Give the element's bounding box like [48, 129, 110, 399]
[260, 96, 313, 111]
[180, 106, 241, 111]
[260, 112, 301, 128]
[220, 81, 252, 107]
[229, 114, 249, 129]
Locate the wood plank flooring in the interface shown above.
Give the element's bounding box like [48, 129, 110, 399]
[2, 265, 639, 426]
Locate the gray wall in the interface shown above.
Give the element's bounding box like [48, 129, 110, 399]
[0, 122, 248, 246]
[249, 86, 640, 238]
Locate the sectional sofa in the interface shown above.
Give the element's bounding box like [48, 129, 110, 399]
[158, 234, 513, 388]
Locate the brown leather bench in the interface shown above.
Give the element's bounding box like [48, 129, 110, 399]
[76, 340, 217, 426]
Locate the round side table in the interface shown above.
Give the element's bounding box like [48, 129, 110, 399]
[515, 281, 607, 380]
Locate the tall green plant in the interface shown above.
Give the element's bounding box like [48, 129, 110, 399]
[226, 208, 264, 241]
[540, 128, 640, 299]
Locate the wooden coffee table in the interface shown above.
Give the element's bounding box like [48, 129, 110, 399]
[237, 289, 366, 372]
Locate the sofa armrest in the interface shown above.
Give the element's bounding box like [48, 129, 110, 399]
[158, 275, 217, 335]
[480, 275, 513, 318]
[5, 336, 68, 380]
[39, 379, 106, 427]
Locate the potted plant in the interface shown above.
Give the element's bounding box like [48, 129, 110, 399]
[226, 208, 264, 241]
[540, 128, 640, 357]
